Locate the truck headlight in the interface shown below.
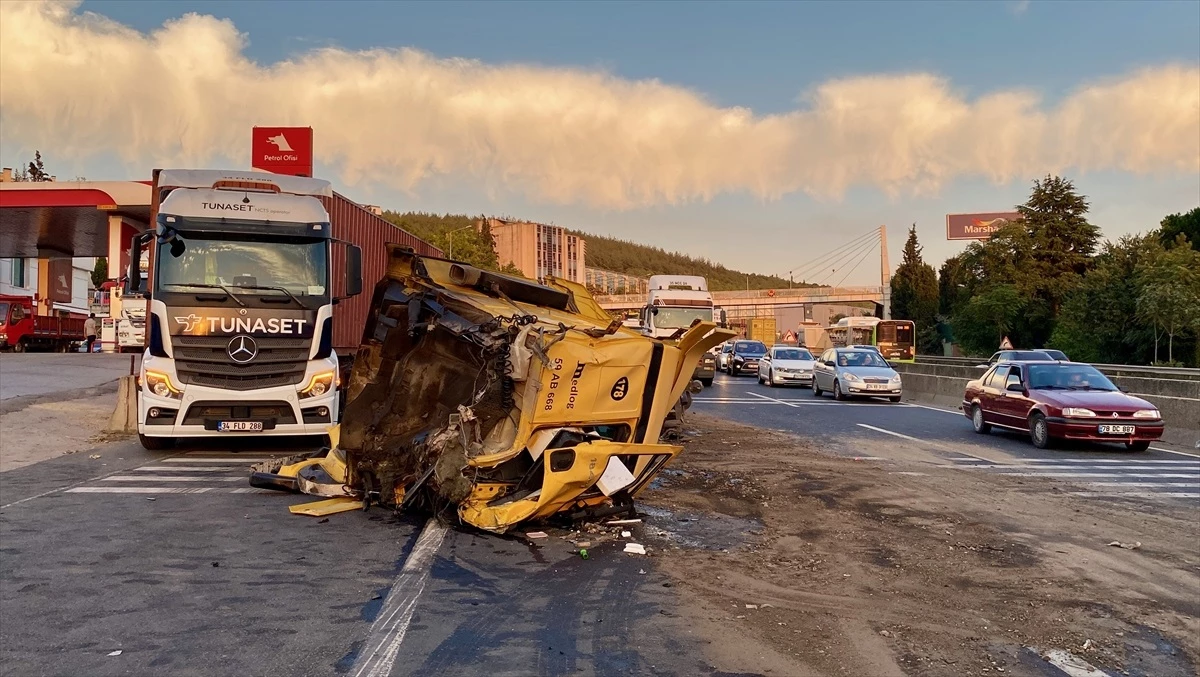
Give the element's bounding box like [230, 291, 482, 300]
[1062, 407, 1096, 418]
[145, 371, 182, 399]
[1132, 409, 1160, 419]
[299, 371, 337, 399]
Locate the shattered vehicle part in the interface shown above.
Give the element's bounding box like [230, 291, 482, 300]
[265, 246, 733, 533]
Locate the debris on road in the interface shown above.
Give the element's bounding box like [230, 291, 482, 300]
[606, 518, 642, 525]
[288, 497, 364, 517]
[106, 650, 122, 657]
[525, 531, 548, 539]
[624, 543, 647, 555]
[1106, 540, 1142, 550]
[249, 247, 732, 533]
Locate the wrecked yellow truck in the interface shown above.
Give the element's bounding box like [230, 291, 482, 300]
[253, 245, 733, 532]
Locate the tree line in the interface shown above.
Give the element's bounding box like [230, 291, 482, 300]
[889, 175, 1200, 366]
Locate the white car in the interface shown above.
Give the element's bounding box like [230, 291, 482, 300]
[758, 345, 817, 387]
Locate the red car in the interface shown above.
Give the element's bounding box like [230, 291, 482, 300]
[962, 360, 1163, 451]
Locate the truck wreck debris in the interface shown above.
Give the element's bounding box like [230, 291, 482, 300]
[252, 245, 733, 532]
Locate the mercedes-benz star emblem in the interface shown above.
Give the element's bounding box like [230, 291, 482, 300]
[227, 335, 258, 364]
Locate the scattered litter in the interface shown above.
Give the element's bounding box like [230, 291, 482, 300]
[579, 549, 589, 560]
[880, 630, 892, 638]
[525, 531, 548, 539]
[288, 497, 363, 517]
[662, 582, 672, 588]
[621, 530, 632, 538]
[606, 519, 642, 525]
[638, 569, 646, 575]
[624, 543, 647, 555]
[317, 518, 330, 524]
[760, 603, 774, 609]
[1082, 639, 1094, 651]
[745, 604, 758, 609]
[89, 455, 101, 460]
[1107, 541, 1141, 550]
[576, 541, 592, 548]
[145, 497, 155, 502]
[211, 561, 219, 568]
[107, 650, 122, 657]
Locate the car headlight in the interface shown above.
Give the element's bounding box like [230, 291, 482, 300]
[1132, 409, 1160, 419]
[144, 371, 182, 399]
[890, 374, 902, 384]
[842, 372, 862, 382]
[299, 370, 337, 399]
[1062, 407, 1096, 418]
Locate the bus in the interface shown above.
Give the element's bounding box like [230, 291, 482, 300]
[825, 317, 916, 363]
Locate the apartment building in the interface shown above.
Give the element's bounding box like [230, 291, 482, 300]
[479, 217, 587, 284]
[584, 268, 648, 295]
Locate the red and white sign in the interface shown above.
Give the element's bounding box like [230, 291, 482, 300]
[251, 127, 314, 177]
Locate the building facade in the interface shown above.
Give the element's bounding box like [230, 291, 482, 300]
[479, 217, 587, 284]
[584, 267, 648, 295]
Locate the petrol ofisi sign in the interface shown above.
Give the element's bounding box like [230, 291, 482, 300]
[251, 127, 314, 177]
[945, 212, 1023, 240]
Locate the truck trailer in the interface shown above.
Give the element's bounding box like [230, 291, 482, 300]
[0, 294, 87, 352]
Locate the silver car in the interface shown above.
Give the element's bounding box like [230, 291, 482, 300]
[758, 346, 816, 387]
[813, 347, 903, 402]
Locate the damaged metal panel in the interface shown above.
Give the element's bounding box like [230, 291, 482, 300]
[263, 245, 733, 532]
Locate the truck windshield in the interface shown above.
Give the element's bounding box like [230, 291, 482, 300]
[654, 307, 713, 329]
[0, 303, 8, 325]
[156, 235, 328, 302]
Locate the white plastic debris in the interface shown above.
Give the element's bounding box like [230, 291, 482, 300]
[621, 530, 632, 538]
[525, 531, 548, 539]
[1107, 541, 1141, 550]
[597, 457, 636, 496]
[107, 650, 122, 657]
[624, 543, 646, 555]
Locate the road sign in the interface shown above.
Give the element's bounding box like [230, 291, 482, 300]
[251, 127, 314, 177]
[946, 212, 1022, 240]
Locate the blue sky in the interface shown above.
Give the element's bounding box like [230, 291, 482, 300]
[5, 0, 1198, 284]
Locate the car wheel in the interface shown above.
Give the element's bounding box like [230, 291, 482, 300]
[700, 378, 713, 388]
[1125, 440, 1150, 452]
[971, 405, 992, 434]
[833, 380, 846, 401]
[139, 434, 175, 451]
[812, 380, 823, 397]
[757, 372, 764, 385]
[1029, 412, 1052, 449]
[768, 370, 776, 387]
[888, 395, 901, 403]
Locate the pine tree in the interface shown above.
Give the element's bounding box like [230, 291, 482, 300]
[890, 225, 940, 353]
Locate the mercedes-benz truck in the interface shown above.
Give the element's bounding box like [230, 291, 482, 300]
[128, 169, 362, 450]
[638, 275, 718, 386]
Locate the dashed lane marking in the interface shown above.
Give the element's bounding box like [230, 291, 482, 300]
[65, 487, 275, 494]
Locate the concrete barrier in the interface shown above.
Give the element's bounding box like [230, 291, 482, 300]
[107, 375, 138, 433]
[895, 362, 1200, 447]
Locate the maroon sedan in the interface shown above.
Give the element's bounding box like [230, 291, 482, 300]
[962, 361, 1164, 451]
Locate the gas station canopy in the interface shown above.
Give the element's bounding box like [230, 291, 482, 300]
[0, 181, 151, 258]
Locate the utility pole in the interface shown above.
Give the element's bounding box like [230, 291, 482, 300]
[879, 225, 891, 320]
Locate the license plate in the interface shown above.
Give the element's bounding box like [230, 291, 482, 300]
[1098, 424, 1135, 435]
[218, 421, 263, 432]
[865, 384, 888, 391]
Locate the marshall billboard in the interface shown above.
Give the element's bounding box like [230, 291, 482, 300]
[251, 126, 314, 177]
[946, 212, 1023, 241]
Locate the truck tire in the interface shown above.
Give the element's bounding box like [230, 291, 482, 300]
[139, 434, 175, 451]
[14, 340, 25, 353]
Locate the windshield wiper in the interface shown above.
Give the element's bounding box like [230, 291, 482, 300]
[163, 282, 246, 308]
[235, 284, 305, 308]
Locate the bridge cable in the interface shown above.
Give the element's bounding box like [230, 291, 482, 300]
[830, 238, 880, 289]
[787, 227, 881, 283]
[810, 236, 881, 286]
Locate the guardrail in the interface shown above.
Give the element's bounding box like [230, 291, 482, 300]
[915, 355, 1200, 379]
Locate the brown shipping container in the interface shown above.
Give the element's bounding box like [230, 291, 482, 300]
[322, 193, 443, 352]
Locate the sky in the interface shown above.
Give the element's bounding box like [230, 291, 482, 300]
[1, 0, 1197, 286]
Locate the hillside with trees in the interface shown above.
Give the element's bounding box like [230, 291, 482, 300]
[567, 230, 809, 292]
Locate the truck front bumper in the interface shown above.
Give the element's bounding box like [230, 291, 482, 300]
[139, 381, 338, 438]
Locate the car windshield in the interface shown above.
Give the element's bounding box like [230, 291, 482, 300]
[838, 351, 888, 368]
[1012, 351, 1052, 360]
[654, 306, 714, 329]
[735, 341, 767, 356]
[1027, 364, 1117, 391]
[775, 348, 812, 361]
[155, 234, 328, 302]
[1042, 350, 1068, 360]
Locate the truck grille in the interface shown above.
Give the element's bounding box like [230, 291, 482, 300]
[172, 336, 309, 391]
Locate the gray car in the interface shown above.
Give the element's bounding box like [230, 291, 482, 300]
[813, 347, 903, 402]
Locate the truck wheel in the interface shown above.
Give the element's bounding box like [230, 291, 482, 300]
[700, 378, 713, 387]
[139, 434, 175, 451]
[14, 340, 25, 353]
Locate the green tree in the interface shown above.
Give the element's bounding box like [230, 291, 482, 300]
[10, 150, 52, 182]
[889, 225, 940, 353]
[90, 257, 108, 288]
[379, 212, 502, 271]
[1158, 207, 1200, 250]
[1135, 238, 1200, 364]
[951, 284, 1027, 355]
[937, 254, 971, 318]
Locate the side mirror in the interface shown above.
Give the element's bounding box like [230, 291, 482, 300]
[126, 236, 141, 293]
[1007, 382, 1024, 392]
[824, 360, 835, 367]
[345, 245, 363, 297]
[651, 307, 659, 315]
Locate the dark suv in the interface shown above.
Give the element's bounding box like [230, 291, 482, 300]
[727, 340, 768, 376]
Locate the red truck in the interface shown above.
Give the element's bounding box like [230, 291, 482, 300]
[0, 294, 88, 352]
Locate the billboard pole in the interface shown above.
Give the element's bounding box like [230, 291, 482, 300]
[879, 225, 891, 320]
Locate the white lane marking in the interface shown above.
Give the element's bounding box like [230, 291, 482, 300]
[994, 472, 1199, 479]
[892, 471, 929, 476]
[352, 519, 449, 677]
[1040, 648, 1114, 677]
[746, 391, 801, 408]
[101, 475, 246, 482]
[954, 458, 1198, 465]
[0, 469, 127, 510]
[1150, 447, 1200, 459]
[1078, 482, 1200, 487]
[856, 423, 921, 442]
[160, 457, 281, 463]
[64, 486, 275, 494]
[901, 402, 964, 415]
[134, 466, 243, 472]
[954, 464, 1199, 471]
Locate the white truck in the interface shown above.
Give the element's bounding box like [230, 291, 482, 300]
[638, 275, 718, 386]
[128, 169, 362, 450]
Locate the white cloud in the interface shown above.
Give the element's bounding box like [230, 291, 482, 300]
[1, 1, 1197, 210]
[1011, 1, 1031, 17]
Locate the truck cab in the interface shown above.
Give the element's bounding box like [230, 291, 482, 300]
[640, 275, 717, 386]
[0, 294, 85, 353]
[130, 169, 362, 450]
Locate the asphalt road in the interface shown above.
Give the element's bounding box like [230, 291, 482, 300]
[695, 372, 1200, 505]
[0, 438, 729, 677]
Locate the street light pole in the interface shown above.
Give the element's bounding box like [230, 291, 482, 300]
[446, 224, 475, 260]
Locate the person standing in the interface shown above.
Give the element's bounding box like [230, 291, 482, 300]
[84, 313, 98, 353]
